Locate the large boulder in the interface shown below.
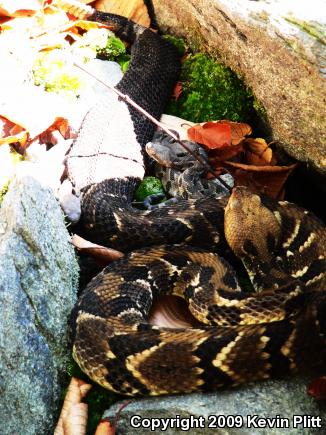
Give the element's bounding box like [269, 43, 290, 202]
[104, 376, 324, 434]
[0, 175, 79, 435]
[152, 0, 326, 176]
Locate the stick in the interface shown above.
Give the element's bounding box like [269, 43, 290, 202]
[73, 62, 232, 192]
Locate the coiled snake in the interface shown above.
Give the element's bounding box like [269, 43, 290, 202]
[64, 7, 326, 395]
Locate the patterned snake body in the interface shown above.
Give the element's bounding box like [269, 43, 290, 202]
[65, 9, 326, 395]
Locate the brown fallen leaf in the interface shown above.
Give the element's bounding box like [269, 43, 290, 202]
[95, 0, 151, 27]
[39, 117, 73, 143]
[307, 376, 326, 401]
[54, 377, 92, 435]
[171, 81, 183, 101]
[243, 137, 275, 166]
[0, 128, 28, 147]
[62, 403, 88, 435]
[0, 6, 70, 35]
[0, 0, 42, 17]
[0, 85, 72, 139]
[208, 142, 244, 162]
[71, 234, 124, 265]
[223, 161, 298, 199]
[95, 419, 116, 435]
[216, 120, 252, 145]
[187, 122, 231, 150]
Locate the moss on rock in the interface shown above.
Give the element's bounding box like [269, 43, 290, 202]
[167, 52, 255, 122]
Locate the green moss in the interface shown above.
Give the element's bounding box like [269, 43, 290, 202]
[167, 53, 255, 122]
[96, 35, 131, 72]
[163, 35, 187, 56]
[134, 176, 165, 201]
[85, 387, 119, 434]
[117, 53, 131, 72]
[33, 50, 83, 97]
[96, 35, 126, 60]
[253, 98, 268, 124]
[33, 31, 129, 97]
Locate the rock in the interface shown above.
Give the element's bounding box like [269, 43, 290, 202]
[104, 377, 324, 434]
[0, 175, 79, 435]
[152, 0, 326, 175]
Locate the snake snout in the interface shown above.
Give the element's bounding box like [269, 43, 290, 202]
[228, 186, 261, 210]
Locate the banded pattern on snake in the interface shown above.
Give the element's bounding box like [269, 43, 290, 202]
[61, 5, 326, 396]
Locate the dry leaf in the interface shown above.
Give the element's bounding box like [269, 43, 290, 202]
[54, 377, 92, 435]
[95, 419, 116, 435]
[216, 120, 252, 145]
[224, 161, 298, 199]
[0, 117, 27, 147]
[243, 138, 274, 166]
[0, 86, 70, 139]
[208, 143, 244, 162]
[307, 376, 326, 400]
[95, 0, 150, 27]
[187, 122, 231, 150]
[171, 82, 183, 101]
[0, 0, 42, 17]
[0, 129, 28, 147]
[65, 18, 115, 32]
[71, 234, 124, 265]
[0, 7, 70, 35]
[39, 118, 72, 143]
[62, 403, 88, 435]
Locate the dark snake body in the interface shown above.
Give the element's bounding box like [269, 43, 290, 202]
[66, 10, 326, 395]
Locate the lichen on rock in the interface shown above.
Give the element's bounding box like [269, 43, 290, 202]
[0, 174, 79, 435]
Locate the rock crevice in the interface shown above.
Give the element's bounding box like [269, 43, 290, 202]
[153, 0, 326, 175]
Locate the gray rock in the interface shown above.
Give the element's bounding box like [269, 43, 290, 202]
[104, 377, 325, 434]
[0, 175, 79, 435]
[152, 0, 326, 176]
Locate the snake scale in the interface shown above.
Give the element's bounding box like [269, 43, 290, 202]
[63, 4, 326, 396]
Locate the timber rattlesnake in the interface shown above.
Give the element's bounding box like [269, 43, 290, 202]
[62, 4, 326, 395]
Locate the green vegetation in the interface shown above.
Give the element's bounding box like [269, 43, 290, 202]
[96, 35, 131, 71]
[167, 52, 255, 122]
[163, 34, 187, 56]
[134, 176, 165, 202]
[33, 50, 83, 96]
[32, 30, 130, 97]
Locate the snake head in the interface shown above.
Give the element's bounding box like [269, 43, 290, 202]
[225, 186, 281, 260]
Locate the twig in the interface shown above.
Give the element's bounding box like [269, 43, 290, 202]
[73, 62, 232, 192]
